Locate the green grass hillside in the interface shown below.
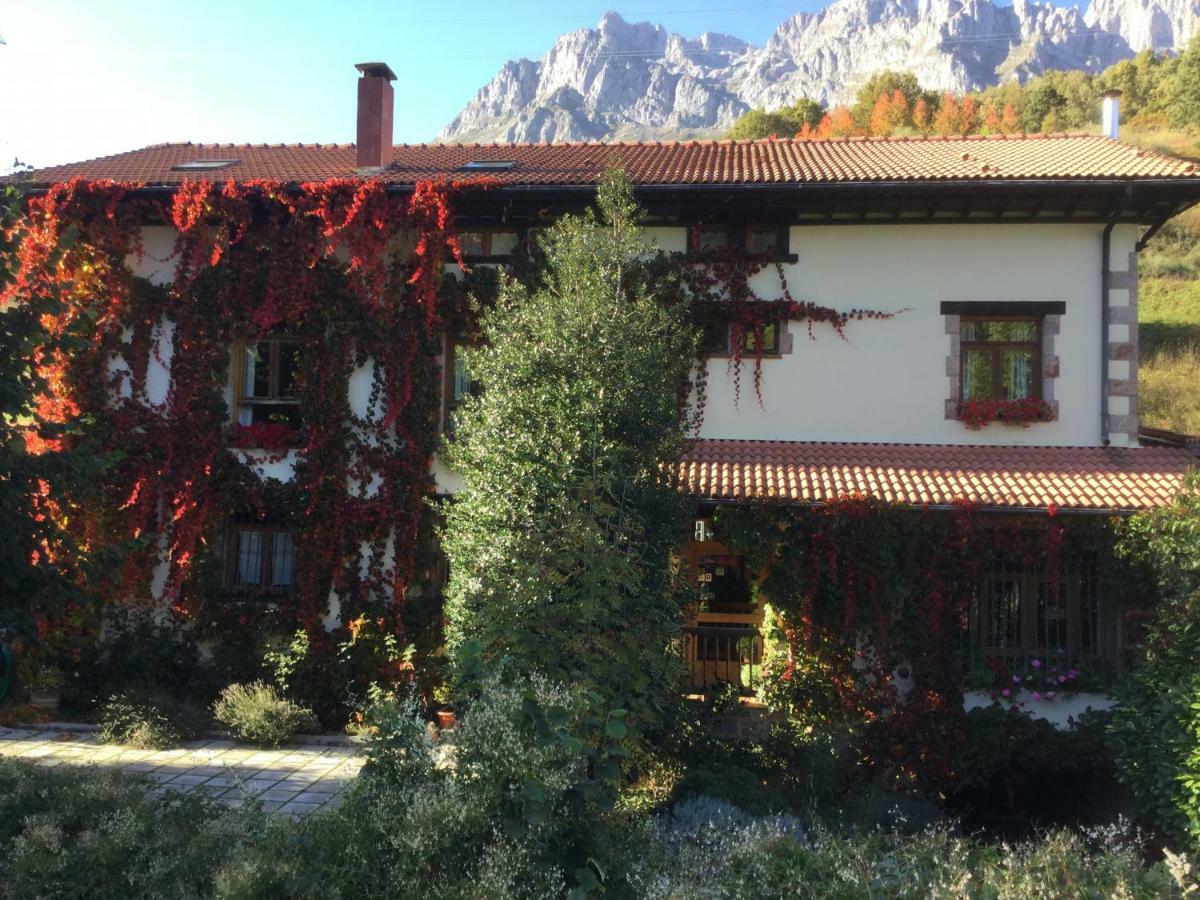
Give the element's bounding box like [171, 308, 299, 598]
[1131, 130, 1200, 435]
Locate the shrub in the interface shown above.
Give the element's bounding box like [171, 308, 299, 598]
[97, 688, 205, 749]
[65, 608, 211, 712]
[629, 811, 1181, 898]
[1112, 474, 1200, 848]
[265, 623, 408, 730]
[950, 705, 1128, 834]
[335, 672, 633, 897]
[0, 752, 1187, 898]
[674, 763, 785, 816]
[0, 757, 307, 898]
[212, 681, 317, 747]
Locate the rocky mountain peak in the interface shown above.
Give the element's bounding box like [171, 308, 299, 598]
[438, 0, 1197, 143]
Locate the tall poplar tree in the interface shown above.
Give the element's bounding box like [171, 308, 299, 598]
[441, 166, 698, 730]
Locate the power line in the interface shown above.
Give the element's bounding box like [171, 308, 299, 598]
[401, 31, 1057, 63]
[401, 4, 821, 24]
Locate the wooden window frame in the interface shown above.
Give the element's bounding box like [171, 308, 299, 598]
[688, 223, 797, 263]
[442, 336, 479, 434]
[959, 316, 1043, 403]
[456, 226, 521, 263]
[973, 555, 1109, 666]
[232, 336, 303, 428]
[740, 320, 780, 355]
[701, 318, 783, 359]
[224, 523, 297, 591]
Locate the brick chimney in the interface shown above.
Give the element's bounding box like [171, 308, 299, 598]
[355, 62, 396, 172]
[1102, 90, 1122, 141]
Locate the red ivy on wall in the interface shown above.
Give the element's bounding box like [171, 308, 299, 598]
[4, 175, 493, 647]
[681, 240, 896, 407]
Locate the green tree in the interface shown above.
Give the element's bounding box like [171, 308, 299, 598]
[852, 71, 923, 126]
[1167, 36, 1200, 128]
[441, 165, 697, 731]
[1110, 473, 1200, 849]
[1021, 81, 1068, 133]
[724, 99, 824, 139]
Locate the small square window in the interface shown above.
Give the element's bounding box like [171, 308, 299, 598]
[229, 525, 296, 590]
[458, 231, 485, 257]
[700, 319, 729, 354]
[236, 337, 303, 431]
[741, 321, 779, 355]
[458, 228, 519, 260]
[745, 226, 781, 257]
[695, 226, 730, 253]
[960, 317, 1041, 402]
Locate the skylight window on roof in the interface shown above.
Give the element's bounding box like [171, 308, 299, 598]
[459, 160, 517, 171]
[170, 159, 240, 171]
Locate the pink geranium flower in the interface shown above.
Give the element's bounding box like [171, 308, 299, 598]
[1031, 659, 1042, 669]
[1058, 675, 1067, 684]
[1031, 691, 1041, 702]
[1001, 688, 1012, 698]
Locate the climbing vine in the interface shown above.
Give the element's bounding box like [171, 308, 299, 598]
[3, 177, 495, 685]
[680, 240, 897, 407]
[710, 499, 1130, 793]
[4, 175, 900, 712]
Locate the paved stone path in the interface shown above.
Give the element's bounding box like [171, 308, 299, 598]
[0, 726, 365, 816]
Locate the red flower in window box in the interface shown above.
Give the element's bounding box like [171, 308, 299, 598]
[957, 398, 1055, 429]
[229, 422, 298, 452]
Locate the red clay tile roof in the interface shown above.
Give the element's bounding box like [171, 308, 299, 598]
[24, 134, 1199, 188]
[679, 440, 1196, 511]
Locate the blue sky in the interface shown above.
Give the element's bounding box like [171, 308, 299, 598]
[0, 0, 1079, 169]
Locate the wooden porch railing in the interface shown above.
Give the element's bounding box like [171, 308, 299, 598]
[682, 625, 763, 694]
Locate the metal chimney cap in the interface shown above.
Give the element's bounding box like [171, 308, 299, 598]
[355, 62, 397, 81]
[1102, 89, 1124, 98]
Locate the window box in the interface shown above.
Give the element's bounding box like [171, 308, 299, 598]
[229, 422, 302, 450]
[958, 398, 1056, 429]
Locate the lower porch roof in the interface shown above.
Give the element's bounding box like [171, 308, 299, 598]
[679, 440, 1197, 513]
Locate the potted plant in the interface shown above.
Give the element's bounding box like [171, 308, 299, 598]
[28, 666, 65, 712]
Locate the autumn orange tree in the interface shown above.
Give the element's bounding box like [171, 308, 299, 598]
[0, 178, 116, 642]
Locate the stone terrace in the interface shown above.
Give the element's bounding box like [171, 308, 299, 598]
[0, 726, 365, 816]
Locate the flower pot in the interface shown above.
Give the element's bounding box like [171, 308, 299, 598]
[435, 710, 456, 731]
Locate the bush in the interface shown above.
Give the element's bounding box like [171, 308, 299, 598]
[0, 743, 1188, 898]
[212, 681, 317, 747]
[629, 812, 1182, 898]
[265, 623, 407, 730]
[97, 688, 205, 749]
[0, 757, 315, 898]
[1112, 474, 1200, 848]
[950, 705, 1128, 834]
[64, 608, 212, 712]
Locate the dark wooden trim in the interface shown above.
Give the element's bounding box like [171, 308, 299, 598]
[941, 301, 1066, 317]
[686, 222, 796, 264]
[457, 225, 521, 262]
